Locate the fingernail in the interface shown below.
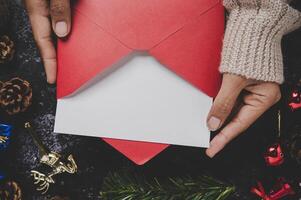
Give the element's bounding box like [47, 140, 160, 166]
[207, 116, 221, 131]
[206, 134, 228, 158]
[206, 138, 218, 158]
[55, 21, 68, 37]
[206, 149, 216, 158]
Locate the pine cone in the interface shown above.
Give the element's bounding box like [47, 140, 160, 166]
[0, 181, 22, 200]
[0, 77, 32, 115]
[0, 35, 15, 64]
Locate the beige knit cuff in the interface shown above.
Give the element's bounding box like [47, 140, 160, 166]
[220, 0, 301, 84]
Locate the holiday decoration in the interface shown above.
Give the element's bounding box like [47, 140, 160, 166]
[0, 181, 22, 200]
[288, 81, 301, 111]
[0, 77, 32, 115]
[100, 172, 235, 200]
[251, 178, 295, 200]
[25, 122, 78, 194]
[0, 124, 11, 150]
[264, 143, 284, 167]
[0, 35, 14, 64]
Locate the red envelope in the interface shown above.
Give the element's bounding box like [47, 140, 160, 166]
[57, 0, 224, 165]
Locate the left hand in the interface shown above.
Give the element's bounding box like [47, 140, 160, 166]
[206, 74, 281, 158]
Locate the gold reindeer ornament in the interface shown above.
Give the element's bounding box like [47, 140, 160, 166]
[25, 122, 78, 194]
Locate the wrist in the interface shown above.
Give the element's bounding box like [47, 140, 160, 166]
[220, 0, 301, 84]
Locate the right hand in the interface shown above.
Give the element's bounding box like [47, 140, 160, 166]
[206, 74, 281, 158]
[24, 0, 72, 84]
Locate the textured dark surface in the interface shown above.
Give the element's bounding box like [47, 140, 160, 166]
[0, 1, 301, 200]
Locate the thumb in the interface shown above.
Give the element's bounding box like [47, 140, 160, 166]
[50, 0, 71, 38]
[207, 74, 248, 131]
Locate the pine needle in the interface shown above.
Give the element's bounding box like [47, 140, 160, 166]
[100, 172, 235, 200]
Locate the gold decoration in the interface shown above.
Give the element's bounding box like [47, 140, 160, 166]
[0, 135, 8, 143]
[25, 122, 78, 194]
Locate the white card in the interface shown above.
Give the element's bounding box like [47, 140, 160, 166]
[54, 52, 212, 147]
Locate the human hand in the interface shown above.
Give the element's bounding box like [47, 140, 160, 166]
[24, 0, 71, 83]
[206, 74, 281, 158]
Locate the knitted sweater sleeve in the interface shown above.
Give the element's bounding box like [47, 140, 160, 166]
[220, 0, 301, 83]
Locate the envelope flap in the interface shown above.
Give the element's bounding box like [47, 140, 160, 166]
[102, 138, 169, 165]
[74, 0, 220, 50]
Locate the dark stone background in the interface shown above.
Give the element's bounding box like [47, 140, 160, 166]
[0, 1, 301, 200]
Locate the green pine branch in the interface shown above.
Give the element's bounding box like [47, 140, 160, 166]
[100, 172, 235, 200]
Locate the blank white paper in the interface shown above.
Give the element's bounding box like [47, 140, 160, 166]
[54, 52, 212, 147]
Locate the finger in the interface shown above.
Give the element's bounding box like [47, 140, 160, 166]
[50, 0, 71, 37]
[206, 92, 278, 158]
[27, 1, 57, 83]
[207, 74, 248, 131]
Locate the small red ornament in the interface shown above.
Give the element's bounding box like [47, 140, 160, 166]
[251, 181, 271, 200]
[289, 87, 301, 111]
[264, 143, 284, 166]
[270, 178, 295, 200]
[251, 178, 295, 200]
